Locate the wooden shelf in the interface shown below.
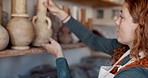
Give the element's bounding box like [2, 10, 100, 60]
[63, 0, 122, 8]
[0, 48, 46, 57]
[0, 43, 86, 58]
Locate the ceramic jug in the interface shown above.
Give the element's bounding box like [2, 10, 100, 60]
[32, 0, 52, 47]
[6, 0, 34, 50]
[0, 24, 9, 50]
[0, 0, 9, 50]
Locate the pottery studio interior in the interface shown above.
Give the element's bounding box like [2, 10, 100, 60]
[0, 0, 143, 78]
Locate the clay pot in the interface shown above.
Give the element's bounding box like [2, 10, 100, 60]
[0, 24, 9, 50]
[0, 0, 9, 50]
[81, 8, 86, 26]
[6, 0, 34, 50]
[32, 0, 52, 46]
[57, 6, 73, 44]
[6, 17, 34, 50]
[58, 26, 73, 44]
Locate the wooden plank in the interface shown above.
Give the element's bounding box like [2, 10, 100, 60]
[62, 0, 122, 7]
[0, 43, 86, 57]
[0, 48, 46, 57]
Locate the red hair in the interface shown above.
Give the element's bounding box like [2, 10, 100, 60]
[125, 0, 148, 59]
[113, 0, 148, 63]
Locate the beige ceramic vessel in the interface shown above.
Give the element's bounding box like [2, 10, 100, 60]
[0, 25, 9, 50]
[6, 0, 34, 50]
[32, 0, 52, 46]
[0, 0, 9, 50]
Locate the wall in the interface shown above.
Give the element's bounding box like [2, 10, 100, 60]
[3, 0, 93, 22]
[93, 7, 121, 26]
[1, 0, 92, 78]
[0, 0, 120, 78]
[93, 25, 117, 38]
[0, 47, 91, 78]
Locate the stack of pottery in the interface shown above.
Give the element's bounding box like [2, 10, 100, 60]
[58, 6, 73, 44]
[48, 13, 62, 41]
[32, 0, 52, 47]
[6, 0, 34, 50]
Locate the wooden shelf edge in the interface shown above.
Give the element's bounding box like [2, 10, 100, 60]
[0, 43, 86, 58]
[0, 48, 46, 57]
[63, 0, 122, 8]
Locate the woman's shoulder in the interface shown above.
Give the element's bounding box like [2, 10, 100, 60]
[115, 66, 148, 78]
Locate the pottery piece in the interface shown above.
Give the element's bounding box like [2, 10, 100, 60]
[32, 0, 52, 46]
[6, 0, 34, 50]
[0, 24, 9, 50]
[57, 6, 73, 44]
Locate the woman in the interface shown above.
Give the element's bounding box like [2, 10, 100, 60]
[42, 0, 148, 78]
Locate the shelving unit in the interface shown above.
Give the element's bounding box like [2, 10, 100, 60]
[0, 0, 90, 58]
[0, 48, 46, 57]
[0, 42, 86, 57]
[63, 0, 122, 7]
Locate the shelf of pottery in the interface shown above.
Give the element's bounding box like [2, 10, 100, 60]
[0, 0, 92, 57]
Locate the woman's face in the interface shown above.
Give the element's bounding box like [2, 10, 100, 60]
[115, 3, 138, 47]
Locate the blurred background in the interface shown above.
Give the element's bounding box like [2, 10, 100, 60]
[0, 0, 124, 78]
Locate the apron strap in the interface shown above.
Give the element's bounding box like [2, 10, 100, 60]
[101, 50, 131, 77]
[110, 50, 131, 74]
[110, 56, 126, 74]
[115, 57, 148, 76]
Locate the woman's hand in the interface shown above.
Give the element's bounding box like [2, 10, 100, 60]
[41, 38, 64, 58]
[43, 0, 69, 21]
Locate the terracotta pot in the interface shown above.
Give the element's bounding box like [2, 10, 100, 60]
[0, 24, 9, 50]
[6, 0, 34, 50]
[81, 8, 86, 26]
[57, 6, 73, 44]
[32, 0, 52, 46]
[58, 26, 73, 44]
[87, 18, 93, 30]
[48, 13, 62, 41]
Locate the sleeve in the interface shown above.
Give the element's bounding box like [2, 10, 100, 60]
[64, 17, 122, 55]
[56, 57, 72, 78]
[114, 67, 148, 78]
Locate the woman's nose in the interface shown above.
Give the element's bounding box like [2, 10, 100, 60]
[115, 16, 121, 26]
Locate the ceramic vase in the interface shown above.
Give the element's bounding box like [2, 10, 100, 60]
[6, 0, 34, 50]
[0, 0, 9, 50]
[48, 13, 62, 41]
[0, 25, 9, 50]
[32, 0, 52, 46]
